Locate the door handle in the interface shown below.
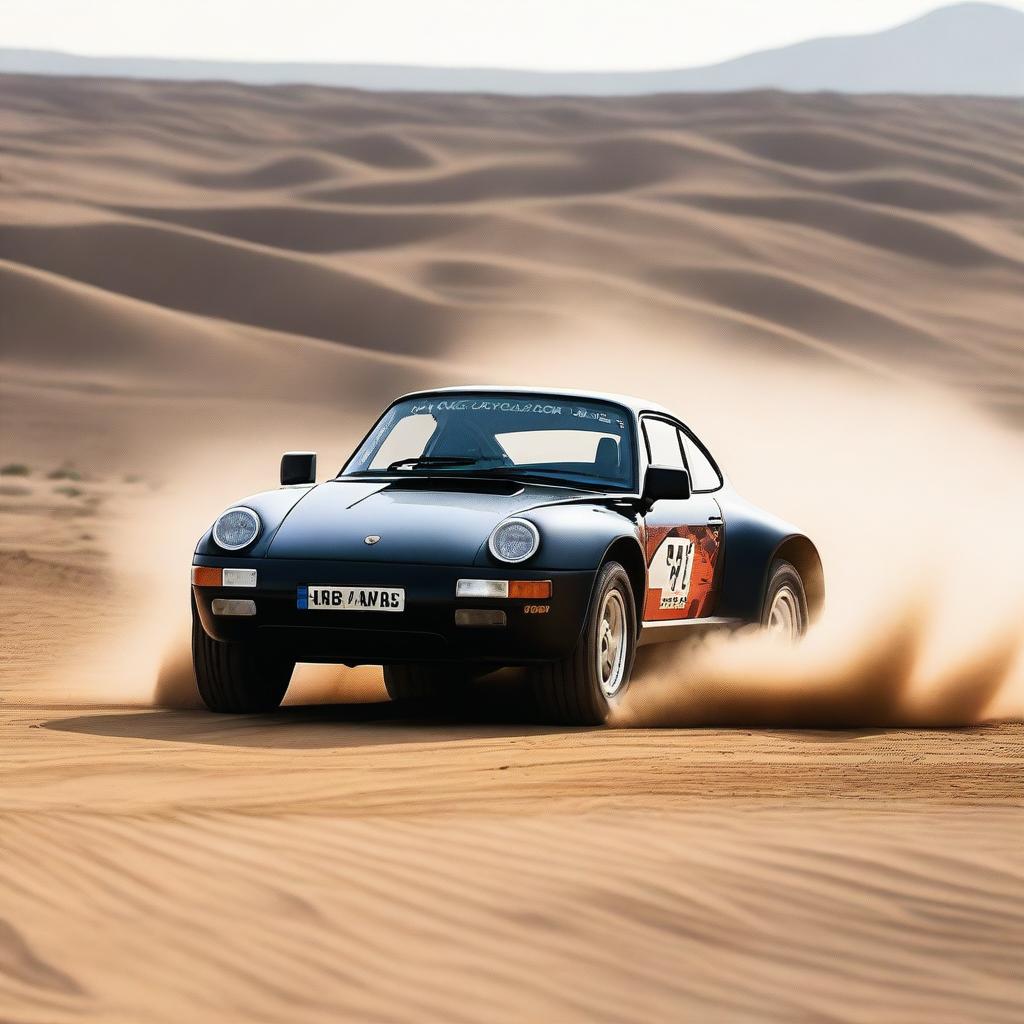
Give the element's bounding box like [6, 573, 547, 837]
[706, 515, 723, 525]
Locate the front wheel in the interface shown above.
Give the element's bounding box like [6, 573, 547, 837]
[529, 561, 637, 725]
[761, 559, 809, 641]
[192, 600, 294, 713]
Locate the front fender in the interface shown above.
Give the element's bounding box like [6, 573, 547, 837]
[502, 502, 647, 634]
[485, 502, 642, 571]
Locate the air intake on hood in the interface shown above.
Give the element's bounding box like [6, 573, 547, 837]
[382, 477, 524, 496]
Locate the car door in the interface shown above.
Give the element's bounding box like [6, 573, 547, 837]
[640, 416, 723, 621]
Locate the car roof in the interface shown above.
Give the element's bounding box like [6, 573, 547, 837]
[396, 385, 677, 419]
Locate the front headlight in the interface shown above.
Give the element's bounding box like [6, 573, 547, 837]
[488, 518, 540, 563]
[212, 507, 261, 550]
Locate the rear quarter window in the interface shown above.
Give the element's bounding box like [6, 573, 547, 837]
[681, 432, 723, 491]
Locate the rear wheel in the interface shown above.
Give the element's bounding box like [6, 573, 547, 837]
[529, 561, 637, 725]
[192, 600, 294, 713]
[761, 559, 808, 641]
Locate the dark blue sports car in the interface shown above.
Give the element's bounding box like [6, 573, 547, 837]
[192, 387, 823, 724]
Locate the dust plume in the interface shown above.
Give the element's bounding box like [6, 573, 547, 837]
[617, 600, 1023, 728]
[621, 356, 1024, 727]
[56, 415, 391, 708]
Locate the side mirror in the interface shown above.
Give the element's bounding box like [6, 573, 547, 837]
[281, 451, 317, 486]
[642, 465, 691, 505]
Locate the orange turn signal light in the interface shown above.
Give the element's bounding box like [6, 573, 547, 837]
[191, 566, 222, 587]
[508, 580, 552, 599]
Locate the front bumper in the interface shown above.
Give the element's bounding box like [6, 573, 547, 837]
[192, 556, 596, 666]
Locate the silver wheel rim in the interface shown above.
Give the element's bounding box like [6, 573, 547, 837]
[597, 589, 628, 697]
[767, 585, 800, 641]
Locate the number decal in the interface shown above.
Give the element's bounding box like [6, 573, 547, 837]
[649, 535, 694, 611]
[667, 541, 687, 592]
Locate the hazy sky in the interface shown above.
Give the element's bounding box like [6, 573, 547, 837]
[3, 1, 1023, 69]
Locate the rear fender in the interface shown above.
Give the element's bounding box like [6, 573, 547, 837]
[715, 496, 823, 623]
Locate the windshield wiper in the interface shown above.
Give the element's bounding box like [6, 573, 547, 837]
[458, 467, 621, 491]
[365, 458, 621, 491]
[386, 456, 481, 471]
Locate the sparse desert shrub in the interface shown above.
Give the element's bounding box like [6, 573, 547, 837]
[54, 485, 83, 498]
[0, 463, 30, 476]
[48, 464, 82, 481]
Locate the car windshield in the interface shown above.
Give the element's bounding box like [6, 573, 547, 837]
[343, 393, 637, 492]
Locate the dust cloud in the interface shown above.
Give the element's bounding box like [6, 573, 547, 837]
[60, 411, 389, 708]
[613, 367, 1024, 728]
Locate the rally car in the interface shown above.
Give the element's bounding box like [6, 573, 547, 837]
[191, 387, 823, 724]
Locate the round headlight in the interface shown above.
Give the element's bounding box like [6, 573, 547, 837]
[212, 507, 261, 550]
[488, 518, 540, 564]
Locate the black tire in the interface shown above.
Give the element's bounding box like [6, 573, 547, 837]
[761, 559, 808, 639]
[191, 599, 294, 713]
[529, 561, 637, 726]
[383, 664, 475, 703]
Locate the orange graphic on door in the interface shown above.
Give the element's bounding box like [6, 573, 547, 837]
[643, 525, 721, 621]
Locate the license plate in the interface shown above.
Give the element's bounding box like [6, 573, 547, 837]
[298, 585, 405, 612]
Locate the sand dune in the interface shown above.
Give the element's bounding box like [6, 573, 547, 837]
[1, 75, 1023, 1022]
[3, 77, 1024, 432]
[111, 204, 475, 252]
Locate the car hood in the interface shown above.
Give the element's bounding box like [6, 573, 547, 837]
[266, 478, 591, 565]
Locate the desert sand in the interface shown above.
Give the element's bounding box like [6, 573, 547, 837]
[1, 75, 1023, 1021]
[3, 696, 1021, 1023]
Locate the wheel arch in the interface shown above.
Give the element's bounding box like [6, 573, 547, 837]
[772, 535, 825, 623]
[601, 536, 647, 625]
[525, 502, 646, 630]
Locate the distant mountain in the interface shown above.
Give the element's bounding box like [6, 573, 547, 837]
[2, 3, 1023, 95]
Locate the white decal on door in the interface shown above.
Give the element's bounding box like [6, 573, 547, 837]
[649, 535, 695, 610]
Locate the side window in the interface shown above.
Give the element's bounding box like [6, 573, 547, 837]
[681, 432, 723, 491]
[643, 418, 684, 470]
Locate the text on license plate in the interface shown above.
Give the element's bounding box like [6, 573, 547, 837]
[298, 585, 405, 612]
